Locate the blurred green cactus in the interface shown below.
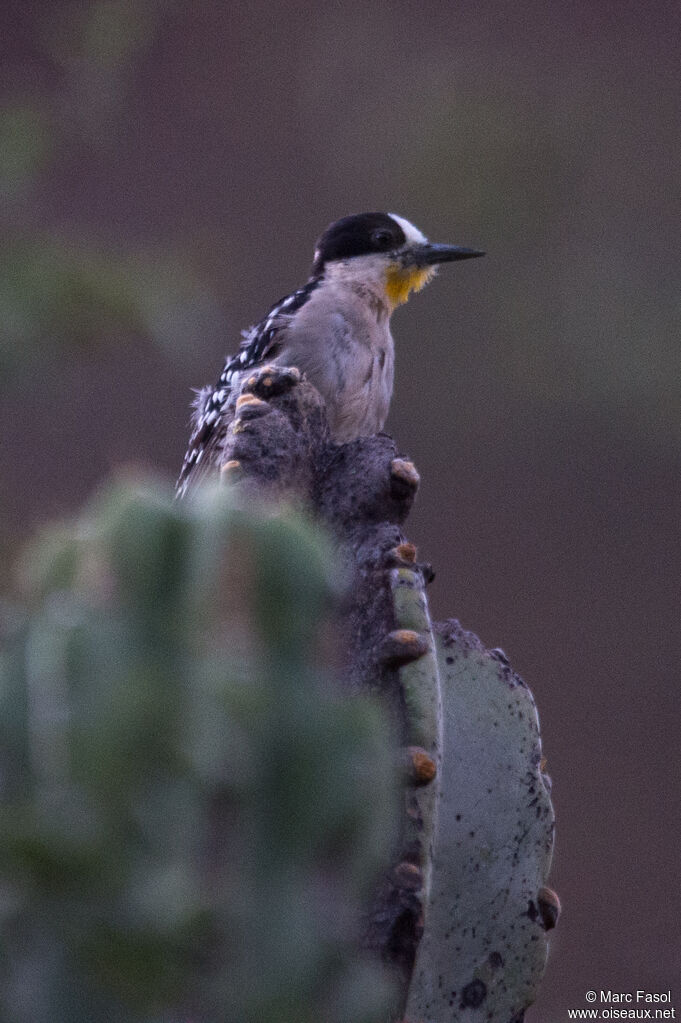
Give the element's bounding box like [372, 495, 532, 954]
[0, 478, 397, 1023]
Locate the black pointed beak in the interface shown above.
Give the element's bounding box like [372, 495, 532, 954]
[416, 243, 486, 265]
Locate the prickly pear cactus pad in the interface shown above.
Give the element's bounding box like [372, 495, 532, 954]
[404, 622, 556, 1023]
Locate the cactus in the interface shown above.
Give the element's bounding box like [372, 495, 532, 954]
[216, 364, 558, 1021]
[0, 361, 558, 1022]
[0, 480, 398, 1023]
[403, 620, 555, 1023]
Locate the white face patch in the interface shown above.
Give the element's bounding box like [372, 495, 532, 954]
[388, 213, 428, 246]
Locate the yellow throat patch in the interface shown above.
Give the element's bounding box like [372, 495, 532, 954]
[384, 264, 435, 307]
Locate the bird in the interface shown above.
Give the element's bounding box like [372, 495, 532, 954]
[177, 212, 483, 496]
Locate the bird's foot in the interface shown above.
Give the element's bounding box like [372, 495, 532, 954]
[241, 364, 301, 401]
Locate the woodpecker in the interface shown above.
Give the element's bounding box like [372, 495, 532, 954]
[177, 212, 483, 495]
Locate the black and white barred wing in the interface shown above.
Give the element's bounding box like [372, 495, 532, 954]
[175, 341, 270, 497]
[176, 279, 319, 496]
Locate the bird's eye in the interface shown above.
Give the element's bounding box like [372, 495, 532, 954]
[371, 229, 394, 248]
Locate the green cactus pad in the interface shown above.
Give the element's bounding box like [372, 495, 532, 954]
[404, 621, 555, 1023]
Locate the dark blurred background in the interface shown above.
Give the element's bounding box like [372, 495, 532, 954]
[1, 0, 679, 1017]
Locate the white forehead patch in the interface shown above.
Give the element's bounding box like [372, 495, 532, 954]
[388, 213, 428, 245]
